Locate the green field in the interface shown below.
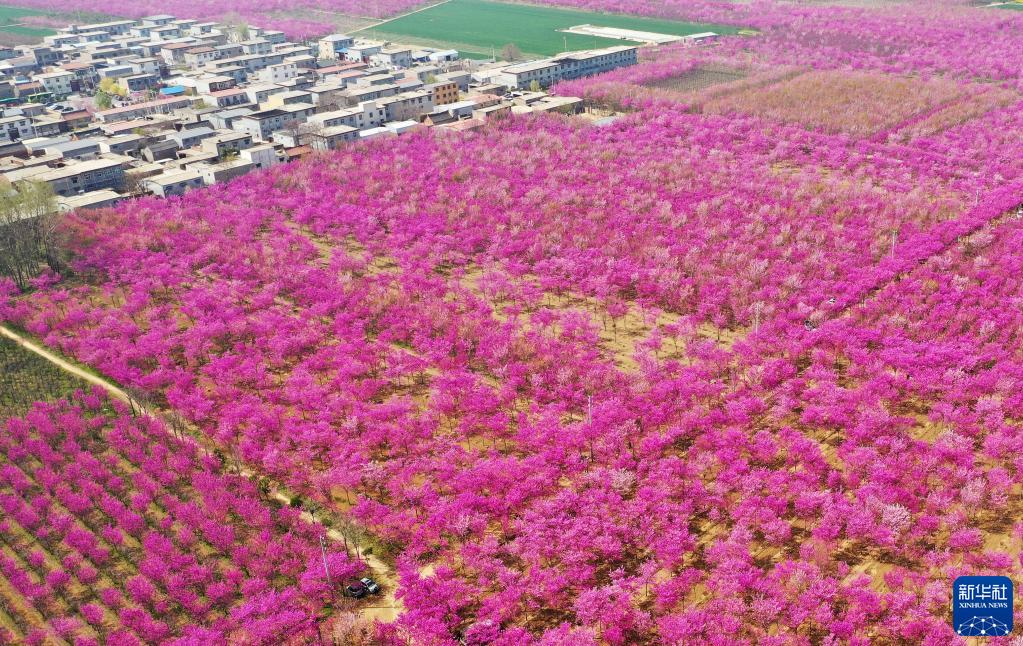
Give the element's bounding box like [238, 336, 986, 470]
[0, 4, 55, 39]
[0, 4, 48, 22]
[361, 0, 739, 57]
[0, 24, 54, 36]
[0, 335, 89, 417]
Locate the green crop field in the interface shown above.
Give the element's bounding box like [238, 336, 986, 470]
[0, 24, 54, 36]
[0, 4, 55, 39]
[361, 0, 739, 57]
[0, 335, 89, 417]
[0, 4, 48, 23]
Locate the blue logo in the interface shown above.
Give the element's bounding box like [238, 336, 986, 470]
[953, 576, 1013, 637]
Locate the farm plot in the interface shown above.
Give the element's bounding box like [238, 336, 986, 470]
[640, 65, 747, 93]
[0, 335, 88, 418]
[361, 0, 738, 57]
[701, 69, 967, 137]
[0, 4, 54, 42]
[0, 392, 365, 644]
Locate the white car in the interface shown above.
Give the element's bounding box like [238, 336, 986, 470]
[360, 577, 381, 594]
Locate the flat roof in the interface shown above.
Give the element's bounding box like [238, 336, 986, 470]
[162, 42, 201, 51]
[45, 139, 101, 152]
[278, 102, 315, 113]
[38, 158, 125, 181]
[317, 124, 358, 136]
[147, 169, 203, 185]
[171, 126, 214, 139]
[502, 60, 561, 74]
[59, 189, 123, 209]
[97, 96, 190, 117]
[239, 108, 288, 119]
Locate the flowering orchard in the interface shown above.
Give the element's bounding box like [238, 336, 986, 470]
[4, 0, 1023, 643]
[0, 392, 364, 644]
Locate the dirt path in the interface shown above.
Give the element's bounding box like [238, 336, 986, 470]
[0, 323, 403, 623]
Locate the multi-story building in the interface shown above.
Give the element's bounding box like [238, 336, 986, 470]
[200, 131, 253, 157]
[161, 41, 202, 66]
[378, 89, 434, 122]
[119, 73, 159, 93]
[43, 139, 102, 160]
[426, 81, 459, 106]
[99, 134, 145, 156]
[169, 126, 216, 149]
[142, 14, 176, 27]
[130, 57, 163, 76]
[307, 100, 386, 131]
[263, 90, 313, 109]
[95, 96, 192, 122]
[184, 47, 217, 67]
[32, 71, 75, 98]
[318, 34, 354, 60]
[239, 143, 279, 169]
[307, 124, 359, 151]
[0, 115, 35, 142]
[196, 158, 254, 185]
[232, 103, 313, 142]
[496, 46, 639, 90]
[343, 82, 398, 106]
[243, 83, 284, 105]
[240, 39, 272, 56]
[258, 62, 298, 85]
[144, 168, 203, 196]
[151, 25, 184, 41]
[37, 158, 126, 196]
[346, 42, 383, 62]
[203, 88, 249, 108]
[371, 46, 413, 69]
[551, 46, 639, 81]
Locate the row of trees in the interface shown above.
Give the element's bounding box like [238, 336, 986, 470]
[0, 392, 367, 644]
[0, 180, 62, 291]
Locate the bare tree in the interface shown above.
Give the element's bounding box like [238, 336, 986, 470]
[0, 180, 62, 290]
[123, 172, 149, 197]
[330, 612, 375, 645]
[500, 43, 523, 62]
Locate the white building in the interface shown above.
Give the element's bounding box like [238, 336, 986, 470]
[370, 46, 413, 69]
[239, 143, 279, 169]
[0, 115, 35, 142]
[307, 100, 386, 131]
[33, 71, 75, 97]
[318, 34, 354, 60]
[496, 45, 639, 89]
[144, 169, 204, 197]
[258, 62, 298, 85]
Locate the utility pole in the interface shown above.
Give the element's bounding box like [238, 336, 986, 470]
[319, 535, 335, 597]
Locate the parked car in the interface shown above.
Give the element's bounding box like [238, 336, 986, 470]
[345, 581, 368, 599]
[361, 577, 381, 594]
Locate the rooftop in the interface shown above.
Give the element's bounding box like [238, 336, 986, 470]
[147, 168, 203, 185]
[37, 158, 125, 181]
